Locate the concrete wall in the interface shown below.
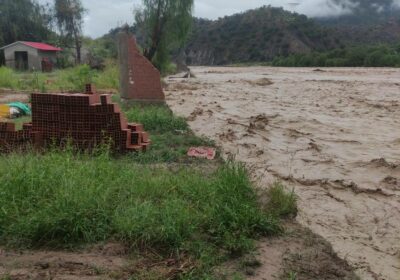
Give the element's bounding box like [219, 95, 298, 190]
[3, 43, 58, 71]
[4, 43, 40, 70]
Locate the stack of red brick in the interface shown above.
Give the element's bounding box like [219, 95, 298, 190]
[0, 123, 39, 152]
[0, 86, 150, 152]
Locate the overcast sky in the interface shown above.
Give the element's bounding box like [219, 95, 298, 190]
[38, 0, 360, 38]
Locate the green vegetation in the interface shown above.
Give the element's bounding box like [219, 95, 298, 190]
[0, 0, 52, 47]
[0, 141, 288, 279]
[0, 67, 17, 89]
[272, 44, 400, 67]
[54, 0, 86, 63]
[0, 153, 279, 251]
[265, 183, 297, 219]
[125, 105, 188, 133]
[124, 105, 213, 163]
[185, 6, 340, 65]
[134, 0, 194, 73]
[0, 64, 119, 93]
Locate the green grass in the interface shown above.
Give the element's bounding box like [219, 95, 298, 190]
[0, 63, 120, 93]
[0, 67, 18, 89]
[0, 150, 280, 273]
[125, 105, 188, 133]
[124, 105, 213, 163]
[265, 183, 297, 219]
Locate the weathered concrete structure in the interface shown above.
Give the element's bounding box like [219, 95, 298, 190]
[0, 41, 61, 71]
[117, 29, 165, 103]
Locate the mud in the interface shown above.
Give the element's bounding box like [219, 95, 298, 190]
[166, 67, 400, 280]
[0, 243, 195, 280]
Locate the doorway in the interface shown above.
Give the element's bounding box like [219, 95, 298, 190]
[14, 51, 28, 71]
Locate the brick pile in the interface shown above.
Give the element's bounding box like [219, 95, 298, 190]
[0, 85, 150, 152]
[0, 123, 38, 152]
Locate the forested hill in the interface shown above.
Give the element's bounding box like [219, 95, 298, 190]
[185, 6, 341, 65]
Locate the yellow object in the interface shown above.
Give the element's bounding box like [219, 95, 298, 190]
[0, 104, 10, 118]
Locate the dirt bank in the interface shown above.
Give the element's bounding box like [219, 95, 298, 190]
[166, 67, 400, 280]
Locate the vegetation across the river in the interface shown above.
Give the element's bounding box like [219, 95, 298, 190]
[272, 44, 400, 67]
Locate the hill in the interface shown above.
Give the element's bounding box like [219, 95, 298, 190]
[316, 0, 400, 45]
[184, 6, 341, 65]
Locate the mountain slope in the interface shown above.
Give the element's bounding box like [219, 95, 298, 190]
[316, 0, 400, 45]
[185, 6, 341, 65]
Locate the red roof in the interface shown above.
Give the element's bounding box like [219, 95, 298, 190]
[21, 41, 62, 51]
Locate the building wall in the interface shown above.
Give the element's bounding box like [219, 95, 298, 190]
[3, 43, 59, 71]
[4, 43, 40, 70]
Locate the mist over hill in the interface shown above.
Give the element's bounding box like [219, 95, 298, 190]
[320, 0, 400, 24]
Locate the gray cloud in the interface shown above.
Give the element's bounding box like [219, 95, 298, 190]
[38, 0, 356, 38]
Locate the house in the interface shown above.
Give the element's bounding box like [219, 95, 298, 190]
[0, 41, 62, 71]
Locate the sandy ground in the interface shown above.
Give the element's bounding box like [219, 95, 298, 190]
[166, 67, 400, 280]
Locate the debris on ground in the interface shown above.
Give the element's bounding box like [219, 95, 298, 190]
[187, 147, 216, 160]
[0, 102, 31, 119]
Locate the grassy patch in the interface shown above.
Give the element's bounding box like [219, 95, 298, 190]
[0, 64, 119, 93]
[124, 105, 213, 163]
[0, 67, 18, 89]
[265, 182, 297, 219]
[124, 105, 188, 133]
[0, 151, 280, 274]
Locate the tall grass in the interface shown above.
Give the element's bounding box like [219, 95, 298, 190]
[0, 150, 280, 256]
[93, 62, 119, 90]
[265, 182, 297, 218]
[125, 105, 188, 133]
[0, 67, 18, 89]
[0, 64, 120, 93]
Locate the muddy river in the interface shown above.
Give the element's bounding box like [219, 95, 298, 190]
[166, 67, 400, 280]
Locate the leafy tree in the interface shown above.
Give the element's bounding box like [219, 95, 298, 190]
[54, 0, 86, 64]
[134, 0, 194, 72]
[0, 0, 52, 46]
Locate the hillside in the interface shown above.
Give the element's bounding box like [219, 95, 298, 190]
[185, 6, 341, 65]
[103, 2, 400, 67]
[316, 0, 400, 45]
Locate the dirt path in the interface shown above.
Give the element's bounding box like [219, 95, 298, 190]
[166, 67, 400, 280]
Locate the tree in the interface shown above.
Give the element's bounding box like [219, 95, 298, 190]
[54, 0, 85, 64]
[134, 0, 194, 72]
[0, 0, 52, 46]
